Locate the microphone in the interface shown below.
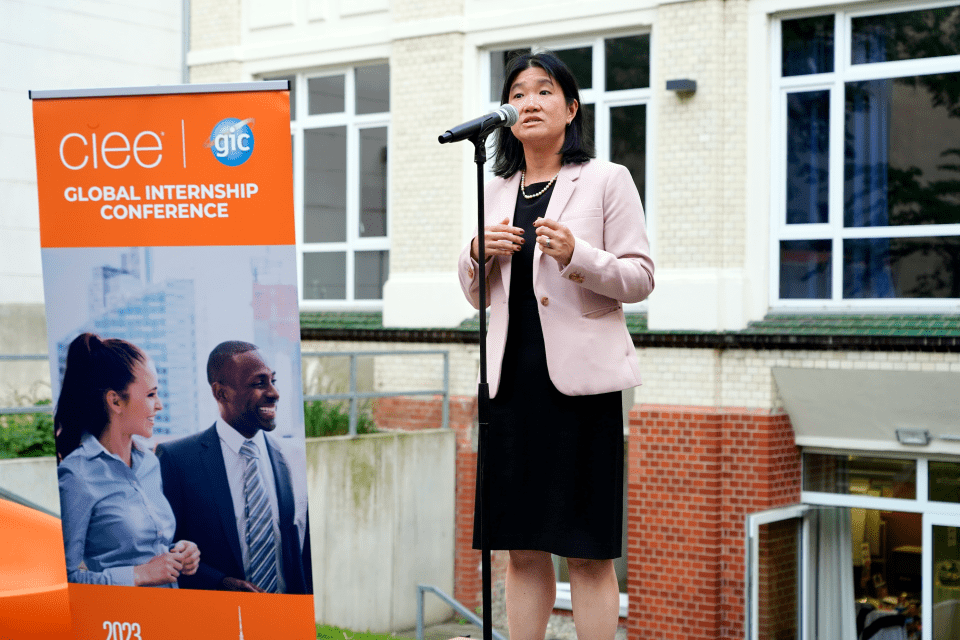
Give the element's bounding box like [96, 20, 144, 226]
[438, 104, 519, 144]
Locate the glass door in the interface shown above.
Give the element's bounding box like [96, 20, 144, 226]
[924, 514, 960, 640]
[746, 505, 810, 640]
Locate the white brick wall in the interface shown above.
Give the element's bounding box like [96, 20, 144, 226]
[389, 34, 467, 276]
[393, 0, 464, 22]
[327, 338, 960, 412]
[190, 0, 241, 50]
[189, 62, 244, 84]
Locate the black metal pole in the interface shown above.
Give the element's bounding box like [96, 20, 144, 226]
[471, 133, 493, 640]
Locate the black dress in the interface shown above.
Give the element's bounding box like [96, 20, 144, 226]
[472, 181, 624, 560]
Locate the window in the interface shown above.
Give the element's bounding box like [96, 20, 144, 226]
[774, 4, 960, 307]
[269, 65, 390, 308]
[484, 34, 651, 211]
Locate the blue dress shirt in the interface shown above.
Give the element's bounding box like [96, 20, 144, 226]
[58, 432, 177, 587]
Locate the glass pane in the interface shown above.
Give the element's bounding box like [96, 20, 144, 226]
[303, 127, 346, 243]
[355, 250, 389, 300]
[610, 104, 646, 203]
[930, 462, 960, 503]
[844, 236, 960, 298]
[803, 453, 916, 499]
[934, 525, 960, 640]
[779, 239, 831, 299]
[303, 251, 347, 300]
[359, 127, 387, 238]
[787, 91, 829, 224]
[845, 73, 960, 228]
[264, 75, 297, 120]
[605, 34, 650, 90]
[781, 15, 834, 76]
[356, 64, 390, 114]
[852, 6, 960, 65]
[303, 252, 346, 300]
[308, 75, 345, 115]
[757, 519, 799, 640]
[490, 48, 532, 102]
[555, 46, 592, 90]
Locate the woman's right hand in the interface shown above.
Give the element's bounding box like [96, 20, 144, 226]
[471, 217, 524, 262]
[133, 551, 182, 586]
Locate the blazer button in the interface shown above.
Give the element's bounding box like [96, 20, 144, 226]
[467, 267, 475, 279]
[540, 296, 549, 306]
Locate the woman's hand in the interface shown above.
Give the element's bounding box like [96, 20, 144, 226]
[133, 551, 182, 586]
[171, 540, 200, 576]
[533, 217, 575, 268]
[471, 217, 524, 262]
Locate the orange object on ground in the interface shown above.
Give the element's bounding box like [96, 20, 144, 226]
[0, 499, 71, 639]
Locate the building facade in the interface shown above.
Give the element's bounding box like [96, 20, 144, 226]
[3, 0, 959, 636]
[187, 0, 960, 637]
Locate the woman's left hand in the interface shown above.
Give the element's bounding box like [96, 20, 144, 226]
[533, 217, 575, 268]
[172, 540, 200, 575]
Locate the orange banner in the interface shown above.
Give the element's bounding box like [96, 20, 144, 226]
[68, 584, 314, 640]
[32, 89, 294, 248]
[31, 84, 314, 640]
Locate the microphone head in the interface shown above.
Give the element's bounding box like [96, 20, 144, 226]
[499, 104, 519, 126]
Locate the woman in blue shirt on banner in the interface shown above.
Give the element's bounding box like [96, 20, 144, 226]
[56, 333, 200, 587]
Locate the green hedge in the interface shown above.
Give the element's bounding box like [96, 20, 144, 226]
[303, 400, 377, 438]
[0, 402, 55, 459]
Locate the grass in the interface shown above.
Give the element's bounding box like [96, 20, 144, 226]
[316, 625, 416, 640]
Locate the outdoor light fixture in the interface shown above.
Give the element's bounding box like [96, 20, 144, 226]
[666, 79, 697, 93]
[896, 429, 931, 446]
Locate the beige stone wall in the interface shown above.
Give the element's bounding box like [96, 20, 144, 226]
[189, 61, 244, 84]
[654, 0, 749, 271]
[393, 0, 464, 22]
[190, 0, 242, 50]
[389, 33, 466, 275]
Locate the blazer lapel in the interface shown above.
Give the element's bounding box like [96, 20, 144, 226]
[534, 163, 581, 283]
[199, 425, 244, 575]
[493, 172, 522, 297]
[265, 437, 302, 592]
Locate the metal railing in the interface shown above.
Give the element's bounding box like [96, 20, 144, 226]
[416, 584, 506, 640]
[0, 354, 53, 416]
[302, 349, 450, 436]
[0, 351, 452, 434]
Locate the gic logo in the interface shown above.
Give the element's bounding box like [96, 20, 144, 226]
[206, 118, 255, 166]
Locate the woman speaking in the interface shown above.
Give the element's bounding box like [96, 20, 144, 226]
[56, 333, 199, 587]
[458, 52, 654, 640]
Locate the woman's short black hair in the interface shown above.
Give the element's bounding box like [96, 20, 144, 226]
[54, 333, 145, 461]
[492, 51, 594, 178]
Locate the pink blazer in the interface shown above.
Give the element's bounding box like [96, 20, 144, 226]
[458, 160, 654, 397]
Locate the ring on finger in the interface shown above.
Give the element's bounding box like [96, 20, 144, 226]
[545, 237, 551, 248]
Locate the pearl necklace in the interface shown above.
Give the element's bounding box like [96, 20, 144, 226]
[520, 169, 560, 200]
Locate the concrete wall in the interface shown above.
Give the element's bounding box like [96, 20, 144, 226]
[0, 456, 59, 515]
[306, 429, 456, 631]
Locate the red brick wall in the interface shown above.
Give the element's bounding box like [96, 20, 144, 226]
[374, 397, 802, 635]
[627, 406, 800, 640]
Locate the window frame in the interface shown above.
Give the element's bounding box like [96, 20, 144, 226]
[770, 1, 960, 310]
[287, 65, 391, 310]
[480, 34, 655, 312]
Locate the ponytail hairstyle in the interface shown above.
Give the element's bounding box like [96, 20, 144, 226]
[55, 333, 146, 461]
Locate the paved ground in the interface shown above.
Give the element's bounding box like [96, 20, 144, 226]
[399, 614, 627, 640]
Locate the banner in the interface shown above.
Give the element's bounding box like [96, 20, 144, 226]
[31, 83, 314, 640]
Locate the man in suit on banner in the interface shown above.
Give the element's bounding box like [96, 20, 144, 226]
[157, 341, 311, 593]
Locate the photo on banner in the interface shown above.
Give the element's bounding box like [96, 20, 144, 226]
[30, 83, 315, 639]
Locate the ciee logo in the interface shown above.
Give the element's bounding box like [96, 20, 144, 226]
[206, 118, 255, 166]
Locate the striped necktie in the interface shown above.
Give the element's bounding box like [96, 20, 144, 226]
[239, 440, 279, 593]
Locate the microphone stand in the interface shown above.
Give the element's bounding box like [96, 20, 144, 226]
[470, 131, 493, 640]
